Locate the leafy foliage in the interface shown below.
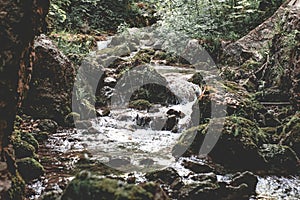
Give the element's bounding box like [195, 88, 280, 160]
[142, 0, 283, 59]
[150, 0, 283, 39]
[48, 0, 155, 33]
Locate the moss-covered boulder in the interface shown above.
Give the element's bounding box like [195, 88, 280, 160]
[279, 112, 300, 156]
[258, 144, 299, 173]
[61, 173, 169, 200]
[129, 99, 152, 110]
[64, 112, 81, 127]
[32, 131, 49, 142]
[173, 116, 268, 170]
[193, 81, 265, 124]
[12, 137, 36, 159]
[38, 119, 58, 134]
[16, 158, 44, 183]
[19, 132, 39, 152]
[22, 35, 76, 125]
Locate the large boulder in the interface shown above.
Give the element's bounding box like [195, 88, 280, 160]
[173, 116, 268, 170]
[192, 81, 265, 125]
[61, 173, 169, 200]
[178, 171, 258, 200]
[22, 35, 76, 124]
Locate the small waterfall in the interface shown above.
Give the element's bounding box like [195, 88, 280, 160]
[73, 64, 201, 172]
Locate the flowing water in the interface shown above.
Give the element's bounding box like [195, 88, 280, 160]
[73, 64, 200, 172]
[26, 38, 300, 200]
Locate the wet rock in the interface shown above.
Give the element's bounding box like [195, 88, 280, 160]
[96, 107, 111, 117]
[22, 35, 76, 124]
[174, 116, 268, 170]
[61, 175, 169, 200]
[136, 115, 152, 127]
[178, 180, 219, 199]
[108, 157, 131, 168]
[12, 138, 36, 159]
[139, 158, 155, 166]
[146, 167, 181, 186]
[75, 120, 93, 129]
[40, 190, 62, 200]
[182, 160, 214, 173]
[32, 131, 49, 142]
[166, 109, 185, 118]
[190, 172, 218, 183]
[38, 119, 58, 134]
[163, 115, 178, 131]
[64, 112, 80, 127]
[258, 144, 300, 173]
[230, 171, 258, 194]
[19, 132, 39, 152]
[150, 116, 167, 131]
[87, 127, 99, 134]
[104, 77, 117, 87]
[126, 175, 136, 184]
[193, 81, 265, 124]
[97, 43, 131, 57]
[217, 171, 258, 199]
[188, 72, 205, 86]
[17, 158, 44, 183]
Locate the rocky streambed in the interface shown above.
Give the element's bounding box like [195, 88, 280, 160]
[18, 27, 300, 200]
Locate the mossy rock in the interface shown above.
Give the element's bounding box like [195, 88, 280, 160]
[32, 131, 49, 142]
[61, 174, 169, 200]
[194, 80, 265, 123]
[188, 72, 205, 86]
[173, 116, 268, 170]
[97, 44, 131, 57]
[12, 137, 36, 159]
[131, 49, 154, 64]
[279, 112, 300, 156]
[129, 99, 152, 110]
[65, 112, 81, 127]
[258, 144, 299, 173]
[38, 119, 58, 134]
[16, 158, 44, 183]
[19, 132, 39, 152]
[152, 50, 168, 60]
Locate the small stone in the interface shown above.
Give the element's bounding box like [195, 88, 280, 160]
[182, 160, 214, 173]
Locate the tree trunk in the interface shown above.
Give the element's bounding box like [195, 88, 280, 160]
[0, 0, 49, 198]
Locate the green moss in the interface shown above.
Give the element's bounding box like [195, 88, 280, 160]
[61, 175, 160, 200]
[258, 144, 299, 173]
[131, 49, 154, 64]
[17, 158, 44, 183]
[97, 44, 131, 57]
[280, 112, 300, 155]
[19, 132, 39, 152]
[129, 99, 152, 110]
[6, 173, 25, 200]
[188, 72, 205, 86]
[65, 112, 81, 127]
[12, 137, 36, 159]
[173, 116, 268, 169]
